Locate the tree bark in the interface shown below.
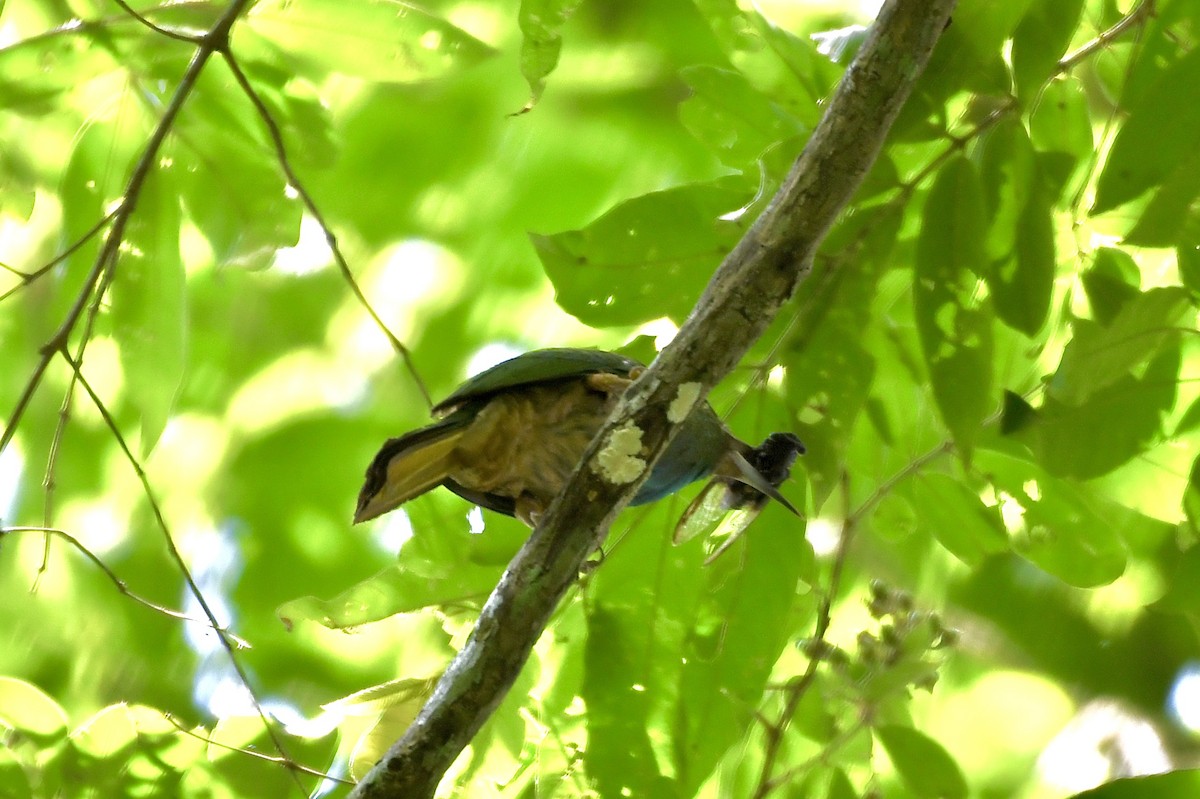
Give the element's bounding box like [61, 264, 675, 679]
[348, 1, 957, 796]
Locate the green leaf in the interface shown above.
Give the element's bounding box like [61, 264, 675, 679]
[1082, 248, 1141, 326]
[914, 157, 994, 458]
[875, 724, 967, 799]
[1067, 770, 1200, 798]
[977, 449, 1127, 587]
[1011, 0, 1086, 99]
[516, 0, 584, 111]
[980, 118, 1036, 265]
[60, 118, 143, 283]
[1093, 46, 1200, 214]
[241, 0, 494, 84]
[1050, 287, 1190, 406]
[952, 0, 1035, 64]
[786, 204, 899, 505]
[912, 472, 1007, 566]
[0, 677, 68, 741]
[115, 167, 186, 456]
[71, 704, 175, 758]
[535, 179, 751, 326]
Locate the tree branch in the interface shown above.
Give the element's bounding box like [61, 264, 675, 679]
[349, 1, 956, 796]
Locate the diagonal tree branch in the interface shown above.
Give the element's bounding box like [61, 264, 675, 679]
[348, 1, 957, 796]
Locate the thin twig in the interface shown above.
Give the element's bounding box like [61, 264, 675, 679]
[761, 718, 869, 794]
[110, 0, 205, 44]
[59, 348, 307, 794]
[2, 526, 250, 647]
[751, 472, 856, 799]
[0, 209, 119, 304]
[847, 440, 954, 525]
[162, 715, 354, 784]
[1058, 0, 1156, 73]
[220, 50, 434, 410]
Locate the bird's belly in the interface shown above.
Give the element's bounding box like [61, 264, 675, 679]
[449, 381, 612, 507]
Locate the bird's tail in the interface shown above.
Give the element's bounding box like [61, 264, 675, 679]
[353, 414, 469, 524]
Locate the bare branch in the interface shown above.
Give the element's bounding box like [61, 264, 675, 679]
[348, 1, 958, 796]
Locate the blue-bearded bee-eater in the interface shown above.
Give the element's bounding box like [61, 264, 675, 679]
[354, 349, 803, 545]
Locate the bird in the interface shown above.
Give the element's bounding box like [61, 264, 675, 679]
[354, 348, 800, 529]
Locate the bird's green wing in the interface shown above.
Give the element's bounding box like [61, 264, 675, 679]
[433, 348, 642, 415]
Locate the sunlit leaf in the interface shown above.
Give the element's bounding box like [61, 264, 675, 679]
[1123, 146, 1200, 247]
[914, 156, 994, 458]
[242, 0, 494, 83]
[691, 0, 841, 128]
[173, 66, 304, 269]
[0, 5, 217, 113]
[71, 703, 175, 758]
[0, 676, 68, 741]
[1028, 344, 1178, 479]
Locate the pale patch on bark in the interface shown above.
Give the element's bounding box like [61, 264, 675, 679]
[668, 382, 702, 424]
[595, 421, 646, 484]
